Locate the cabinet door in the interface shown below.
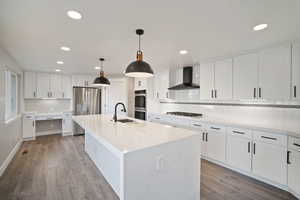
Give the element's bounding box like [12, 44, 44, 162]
[233, 53, 259, 99]
[288, 150, 300, 195]
[62, 75, 72, 99]
[36, 73, 50, 98]
[134, 78, 147, 90]
[258, 44, 291, 100]
[62, 114, 73, 134]
[200, 62, 215, 100]
[50, 74, 62, 98]
[252, 141, 287, 185]
[214, 59, 233, 99]
[24, 72, 37, 98]
[159, 69, 170, 99]
[22, 116, 35, 139]
[206, 131, 226, 163]
[292, 42, 300, 99]
[227, 136, 252, 172]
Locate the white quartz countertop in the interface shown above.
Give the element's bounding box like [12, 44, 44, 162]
[72, 114, 199, 155]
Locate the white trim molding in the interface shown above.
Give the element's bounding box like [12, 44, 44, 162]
[0, 139, 22, 177]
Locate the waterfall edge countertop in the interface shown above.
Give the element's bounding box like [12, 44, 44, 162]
[72, 114, 199, 155]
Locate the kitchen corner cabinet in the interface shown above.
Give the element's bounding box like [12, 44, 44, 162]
[24, 72, 37, 98]
[200, 62, 215, 100]
[258, 44, 291, 100]
[233, 53, 259, 100]
[292, 42, 300, 100]
[214, 59, 233, 99]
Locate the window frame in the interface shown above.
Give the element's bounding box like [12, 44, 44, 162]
[5, 70, 18, 122]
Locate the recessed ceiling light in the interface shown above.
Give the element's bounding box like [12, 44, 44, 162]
[67, 10, 82, 20]
[180, 50, 188, 55]
[94, 66, 101, 70]
[55, 69, 61, 72]
[253, 24, 268, 31]
[57, 61, 64, 65]
[60, 46, 71, 51]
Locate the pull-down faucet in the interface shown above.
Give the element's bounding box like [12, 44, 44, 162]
[113, 102, 127, 122]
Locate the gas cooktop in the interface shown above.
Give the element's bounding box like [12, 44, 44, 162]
[166, 112, 203, 118]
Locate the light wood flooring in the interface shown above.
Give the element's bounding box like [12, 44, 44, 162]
[0, 135, 297, 200]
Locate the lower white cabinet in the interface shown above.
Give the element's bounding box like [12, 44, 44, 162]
[205, 125, 226, 163]
[252, 141, 287, 185]
[62, 113, 73, 136]
[23, 114, 35, 140]
[288, 149, 300, 195]
[227, 135, 252, 172]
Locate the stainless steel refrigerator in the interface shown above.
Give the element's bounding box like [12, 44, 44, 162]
[73, 86, 101, 135]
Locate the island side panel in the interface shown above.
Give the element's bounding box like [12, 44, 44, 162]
[120, 135, 201, 200]
[85, 131, 122, 196]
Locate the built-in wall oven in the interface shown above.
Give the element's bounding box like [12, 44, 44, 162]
[134, 90, 146, 120]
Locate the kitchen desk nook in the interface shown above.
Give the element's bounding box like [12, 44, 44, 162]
[72, 114, 201, 200]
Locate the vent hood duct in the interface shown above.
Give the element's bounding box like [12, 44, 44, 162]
[168, 66, 200, 90]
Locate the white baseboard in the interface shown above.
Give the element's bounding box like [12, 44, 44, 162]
[0, 139, 22, 177]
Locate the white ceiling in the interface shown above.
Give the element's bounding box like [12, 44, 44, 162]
[1, 0, 300, 75]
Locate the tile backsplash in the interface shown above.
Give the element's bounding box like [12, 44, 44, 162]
[24, 99, 72, 113]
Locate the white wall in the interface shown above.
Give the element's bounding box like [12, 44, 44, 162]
[0, 46, 23, 169]
[159, 103, 300, 133]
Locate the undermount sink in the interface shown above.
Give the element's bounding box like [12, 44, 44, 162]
[117, 119, 135, 123]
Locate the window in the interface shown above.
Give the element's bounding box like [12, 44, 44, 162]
[5, 70, 18, 121]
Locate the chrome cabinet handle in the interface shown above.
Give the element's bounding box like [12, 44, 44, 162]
[261, 136, 277, 141]
[294, 86, 297, 98]
[210, 127, 220, 130]
[293, 143, 300, 147]
[211, 90, 214, 98]
[33, 91, 36, 98]
[233, 130, 245, 135]
[287, 151, 291, 164]
[214, 89, 217, 98]
[248, 142, 250, 153]
[253, 143, 256, 155]
[192, 124, 202, 127]
[259, 87, 262, 98]
[254, 88, 256, 98]
[202, 132, 205, 141]
[206, 132, 208, 142]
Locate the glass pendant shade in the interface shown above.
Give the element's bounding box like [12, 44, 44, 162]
[125, 29, 154, 78]
[93, 58, 110, 87]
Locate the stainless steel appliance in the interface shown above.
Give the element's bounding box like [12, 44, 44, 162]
[134, 90, 146, 120]
[73, 87, 101, 135]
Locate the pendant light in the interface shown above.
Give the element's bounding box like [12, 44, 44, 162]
[125, 29, 154, 78]
[93, 58, 110, 87]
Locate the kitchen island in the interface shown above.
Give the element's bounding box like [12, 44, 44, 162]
[73, 114, 201, 200]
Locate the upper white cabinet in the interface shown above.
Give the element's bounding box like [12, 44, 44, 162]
[72, 75, 95, 87]
[292, 42, 300, 100]
[24, 72, 37, 99]
[152, 69, 170, 100]
[233, 53, 259, 99]
[134, 78, 147, 91]
[200, 62, 215, 100]
[36, 73, 51, 98]
[214, 59, 233, 99]
[258, 44, 291, 100]
[24, 72, 71, 99]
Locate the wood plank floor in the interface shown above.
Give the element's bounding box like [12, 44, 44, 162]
[0, 135, 297, 200]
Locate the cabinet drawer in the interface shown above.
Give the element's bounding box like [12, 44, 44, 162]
[207, 124, 226, 133]
[288, 136, 300, 152]
[190, 121, 205, 129]
[253, 131, 287, 147]
[227, 127, 252, 139]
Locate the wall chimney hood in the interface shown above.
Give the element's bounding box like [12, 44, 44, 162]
[168, 66, 200, 90]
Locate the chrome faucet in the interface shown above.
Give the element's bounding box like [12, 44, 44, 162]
[113, 102, 127, 122]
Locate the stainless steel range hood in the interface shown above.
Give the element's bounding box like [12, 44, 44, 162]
[168, 66, 200, 90]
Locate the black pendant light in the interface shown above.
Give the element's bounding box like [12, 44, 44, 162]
[125, 29, 154, 78]
[93, 58, 110, 87]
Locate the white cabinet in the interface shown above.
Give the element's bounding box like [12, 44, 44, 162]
[214, 59, 233, 99]
[233, 53, 259, 99]
[24, 72, 37, 99]
[252, 140, 287, 185]
[36, 73, 50, 98]
[153, 69, 170, 100]
[288, 149, 300, 195]
[134, 78, 147, 90]
[62, 112, 73, 136]
[62, 75, 72, 99]
[205, 125, 226, 163]
[50, 74, 62, 98]
[72, 75, 95, 87]
[258, 44, 291, 100]
[292, 42, 300, 100]
[23, 114, 35, 140]
[227, 128, 252, 173]
[200, 62, 215, 100]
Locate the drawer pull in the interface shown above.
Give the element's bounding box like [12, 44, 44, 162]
[210, 127, 220, 130]
[248, 142, 250, 153]
[193, 124, 202, 127]
[202, 132, 205, 141]
[233, 131, 245, 135]
[155, 117, 161, 120]
[261, 136, 277, 141]
[293, 143, 300, 147]
[253, 143, 256, 155]
[287, 151, 291, 164]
